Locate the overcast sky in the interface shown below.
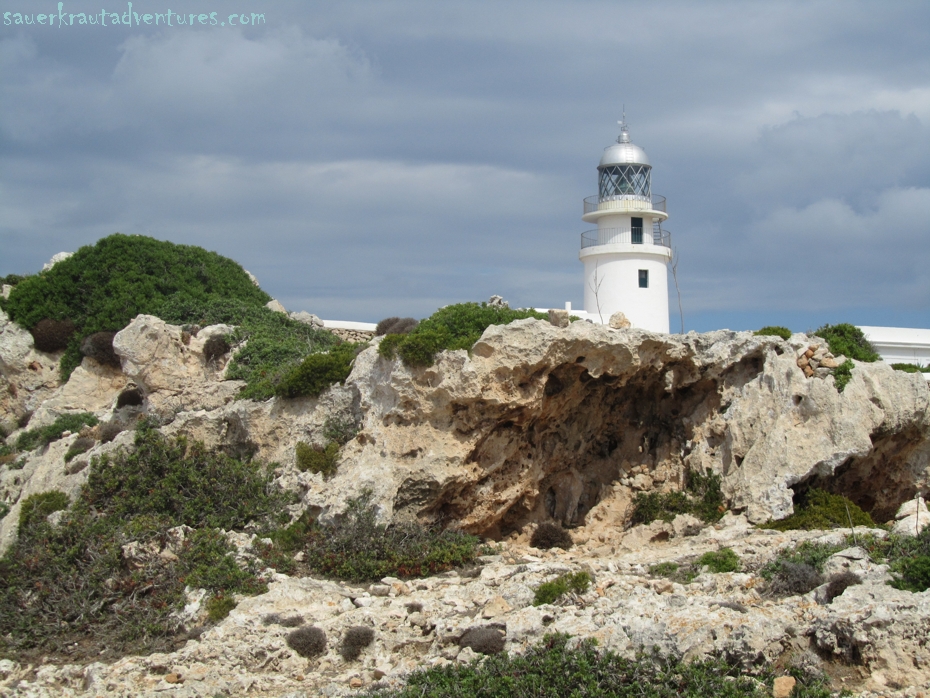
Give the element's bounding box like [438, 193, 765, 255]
[2, 0, 928, 332]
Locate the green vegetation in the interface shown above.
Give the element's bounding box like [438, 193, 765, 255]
[754, 326, 792, 340]
[4, 234, 272, 380]
[295, 441, 340, 477]
[17, 490, 70, 529]
[0, 502, 9, 521]
[294, 491, 482, 582]
[0, 427, 288, 661]
[648, 561, 680, 578]
[367, 633, 842, 698]
[855, 528, 930, 593]
[0, 273, 28, 288]
[378, 302, 548, 368]
[891, 363, 930, 373]
[153, 296, 342, 401]
[15, 412, 98, 452]
[814, 323, 880, 363]
[759, 489, 875, 532]
[532, 571, 591, 606]
[630, 470, 725, 525]
[697, 547, 740, 573]
[832, 359, 856, 392]
[275, 342, 363, 399]
[205, 594, 237, 622]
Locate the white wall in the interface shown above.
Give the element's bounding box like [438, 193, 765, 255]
[859, 326, 930, 378]
[582, 252, 670, 332]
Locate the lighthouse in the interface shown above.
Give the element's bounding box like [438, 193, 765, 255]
[580, 118, 672, 332]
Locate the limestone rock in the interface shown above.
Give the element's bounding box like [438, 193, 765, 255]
[547, 309, 569, 328]
[487, 295, 509, 308]
[290, 311, 324, 329]
[773, 676, 796, 698]
[0, 284, 11, 300]
[608, 311, 631, 329]
[891, 496, 929, 537]
[266, 299, 287, 314]
[0, 308, 63, 429]
[41, 251, 72, 271]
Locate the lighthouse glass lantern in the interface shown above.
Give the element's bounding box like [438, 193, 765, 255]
[580, 118, 672, 332]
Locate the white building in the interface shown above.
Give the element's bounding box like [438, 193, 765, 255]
[576, 119, 672, 332]
[860, 326, 930, 379]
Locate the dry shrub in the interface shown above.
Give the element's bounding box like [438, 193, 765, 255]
[31, 318, 76, 352]
[767, 562, 824, 597]
[531, 522, 574, 550]
[64, 436, 95, 463]
[203, 335, 230, 362]
[458, 626, 506, 655]
[98, 420, 124, 444]
[340, 625, 375, 661]
[824, 571, 861, 602]
[263, 613, 305, 628]
[287, 626, 327, 658]
[80, 332, 120, 367]
[375, 317, 418, 336]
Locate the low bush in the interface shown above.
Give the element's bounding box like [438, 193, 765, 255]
[630, 469, 725, 525]
[697, 548, 740, 573]
[205, 595, 237, 622]
[15, 412, 99, 452]
[759, 489, 874, 531]
[375, 317, 418, 336]
[891, 363, 930, 373]
[761, 540, 844, 596]
[754, 326, 791, 340]
[287, 626, 327, 658]
[814, 323, 880, 363]
[0, 502, 9, 521]
[275, 343, 362, 399]
[855, 528, 930, 593]
[80, 331, 120, 367]
[64, 436, 95, 463]
[824, 571, 861, 602]
[533, 571, 591, 606]
[30, 318, 76, 353]
[0, 428, 283, 662]
[299, 491, 482, 582]
[530, 522, 573, 550]
[649, 561, 679, 577]
[202, 335, 230, 362]
[458, 626, 505, 655]
[378, 302, 548, 368]
[295, 441, 340, 478]
[832, 359, 855, 392]
[340, 625, 375, 661]
[322, 414, 360, 445]
[367, 633, 842, 698]
[18, 490, 70, 529]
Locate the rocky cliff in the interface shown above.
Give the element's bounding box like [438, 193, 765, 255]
[1, 308, 929, 697]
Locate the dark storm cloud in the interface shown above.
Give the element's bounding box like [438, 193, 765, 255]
[1, 0, 928, 329]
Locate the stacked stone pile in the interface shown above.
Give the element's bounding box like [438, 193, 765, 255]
[796, 343, 842, 378]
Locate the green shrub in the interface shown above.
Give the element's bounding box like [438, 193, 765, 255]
[5, 234, 272, 380]
[832, 359, 855, 392]
[275, 343, 362, 399]
[891, 363, 930, 373]
[81, 427, 290, 531]
[321, 414, 360, 445]
[16, 412, 99, 452]
[301, 491, 482, 582]
[0, 274, 27, 287]
[855, 527, 930, 593]
[367, 633, 843, 698]
[205, 594, 237, 622]
[295, 441, 340, 477]
[378, 302, 548, 367]
[759, 489, 874, 531]
[17, 490, 70, 530]
[754, 326, 791, 340]
[814, 323, 880, 362]
[630, 470, 725, 525]
[0, 502, 9, 520]
[0, 429, 281, 661]
[533, 571, 591, 606]
[157, 297, 340, 401]
[697, 548, 740, 573]
[649, 561, 679, 577]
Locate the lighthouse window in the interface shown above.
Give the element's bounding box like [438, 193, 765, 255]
[631, 218, 643, 244]
[598, 164, 651, 200]
[638, 270, 649, 288]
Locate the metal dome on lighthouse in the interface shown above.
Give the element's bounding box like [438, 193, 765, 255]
[580, 115, 672, 332]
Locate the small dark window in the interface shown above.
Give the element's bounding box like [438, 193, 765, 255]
[638, 269, 649, 288]
[631, 217, 643, 244]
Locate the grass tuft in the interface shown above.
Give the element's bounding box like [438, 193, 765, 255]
[754, 326, 791, 340]
[532, 571, 591, 606]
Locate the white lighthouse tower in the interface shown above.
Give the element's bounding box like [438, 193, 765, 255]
[580, 118, 672, 332]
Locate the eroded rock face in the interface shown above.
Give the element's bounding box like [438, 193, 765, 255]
[0, 308, 62, 431]
[321, 320, 930, 533]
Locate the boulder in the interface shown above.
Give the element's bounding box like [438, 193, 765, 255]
[41, 251, 72, 271]
[289, 311, 324, 329]
[547, 309, 569, 328]
[891, 496, 929, 537]
[608, 311, 631, 329]
[265, 299, 287, 314]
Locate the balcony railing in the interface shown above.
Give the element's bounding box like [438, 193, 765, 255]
[581, 228, 672, 249]
[583, 194, 666, 215]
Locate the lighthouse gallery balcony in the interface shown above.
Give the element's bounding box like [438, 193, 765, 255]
[583, 194, 666, 215]
[581, 227, 671, 249]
